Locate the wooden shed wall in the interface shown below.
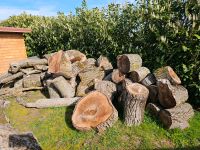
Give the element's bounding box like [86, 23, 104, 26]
[0, 33, 27, 73]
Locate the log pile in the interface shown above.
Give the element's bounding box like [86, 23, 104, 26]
[0, 50, 194, 132]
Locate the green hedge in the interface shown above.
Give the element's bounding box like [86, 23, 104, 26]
[1, 0, 199, 105]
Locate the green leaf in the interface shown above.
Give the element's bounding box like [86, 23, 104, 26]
[194, 34, 200, 40]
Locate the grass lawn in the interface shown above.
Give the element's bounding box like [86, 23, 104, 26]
[4, 91, 200, 150]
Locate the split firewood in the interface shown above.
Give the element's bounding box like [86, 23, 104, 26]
[69, 77, 77, 88]
[147, 85, 158, 103]
[76, 82, 93, 97]
[117, 54, 142, 74]
[159, 103, 194, 129]
[51, 76, 75, 98]
[0, 72, 23, 84]
[154, 66, 181, 85]
[94, 79, 117, 100]
[20, 68, 41, 75]
[48, 50, 73, 78]
[140, 73, 156, 87]
[157, 79, 188, 108]
[129, 67, 150, 82]
[123, 83, 149, 126]
[65, 50, 87, 63]
[96, 55, 113, 74]
[34, 65, 48, 71]
[71, 61, 88, 76]
[146, 103, 162, 117]
[104, 69, 125, 84]
[46, 79, 61, 98]
[16, 97, 80, 108]
[9, 59, 47, 73]
[86, 58, 96, 66]
[72, 91, 118, 132]
[23, 74, 42, 88]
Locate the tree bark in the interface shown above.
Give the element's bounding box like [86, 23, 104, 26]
[140, 73, 156, 86]
[46, 79, 61, 98]
[0, 72, 23, 84]
[9, 59, 47, 73]
[157, 79, 188, 108]
[159, 103, 194, 129]
[117, 54, 142, 74]
[65, 50, 87, 63]
[147, 85, 158, 103]
[20, 68, 41, 75]
[146, 103, 162, 117]
[96, 55, 113, 74]
[129, 67, 150, 82]
[34, 65, 48, 71]
[16, 97, 80, 108]
[72, 91, 118, 132]
[123, 83, 149, 126]
[76, 82, 93, 97]
[154, 66, 181, 85]
[23, 74, 42, 88]
[104, 69, 125, 84]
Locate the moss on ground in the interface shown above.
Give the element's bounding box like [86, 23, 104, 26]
[4, 91, 200, 150]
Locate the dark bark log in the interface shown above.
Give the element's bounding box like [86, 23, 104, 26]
[117, 54, 142, 74]
[46, 79, 61, 98]
[147, 85, 159, 103]
[146, 103, 162, 117]
[65, 50, 87, 63]
[140, 73, 156, 86]
[159, 103, 194, 129]
[154, 66, 181, 85]
[72, 91, 118, 132]
[158, 79, 188, 108]
[123, 83, 149, 126]
[96, 55, 113, 74]
[129, 67, 150, 82]
[9, 59, 47, 73]
[0, 72, 23, 84]
[23, 74, 42, 88]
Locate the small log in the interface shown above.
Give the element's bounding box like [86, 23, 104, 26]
[20, 68, 41, 75]
[0, 72, 23, 84]
[23, 74, 42, 88]
[71, 61, 88, 76]
[46, 79, 61, 98]
[104, 69, 125, 84]
[0, 72, 12, 81]
[140, 73, 156, 86]
[9, 59, 47, 73]
[96, 55, 113, 74]
[158, 79, 188, 108]
[159, 103, 194, 129]
[72, 91, 118, 132]
[65, 50, 87, 63]
[16, 97, 80, 108]
[129, 67, 150, 82]
[146, 103, 162, 117]
[94, 79, 117, 100]
[123, 83, 149, 126]
[48, 50, 73, 78]
[117, 54, 142, 74]
[154, 66, 181, 85]
[52, 76, 75, 98]
[34, 65, 48, 71]
[147, 85, 158, 103]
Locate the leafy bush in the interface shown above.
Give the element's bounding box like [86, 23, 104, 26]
[0, 0, 199, 105]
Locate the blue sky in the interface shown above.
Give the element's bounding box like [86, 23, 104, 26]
[0, 0, 136, 20]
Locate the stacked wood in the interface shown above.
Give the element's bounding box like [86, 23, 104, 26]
[65, 50, 87, 63]
[23, 74, 42, 88]
[146, 103, 162, 117]
[104, 69, 125, 84]
[96, 55, 113, 74]
[129, 67, 150, 82]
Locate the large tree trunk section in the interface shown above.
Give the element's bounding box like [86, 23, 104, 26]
[158, 79, 188, 108]
[94, 80, 117, 100]
[46, 79, 61, 98]
[96, 55, 113, 74]
[9, 59, 47, 73]
[0, 72, 23, 84]
[72, 91, 118, 132]
[146, 103, 162, 117]
[147, 85, 158, 103]
[129, 67, 150, 82]
[123, 83, 149, 126]
[117, 54, 142, 74]
[154, 66, 181, 85]
[140, 73, 156, 87]
[51, 76, 75, 98]
[48, 50, 73, 78]
[65, 50, 87, 63]
[23, 74, 42, 88]
[159, 103, 194, 129]
[16, 97, 80, 108]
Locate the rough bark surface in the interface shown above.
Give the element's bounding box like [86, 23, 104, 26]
[146, 103, 162, 117]
[20, 68, 41, 75]
[158, 79, 188, 108]
[123, 83, 149, 126]
[117, 54, 142, 74]
[96, 55, 113, 74]
[129, 67, 150, 82]
[0, 72, 23, 84]
[76, 82, 92, 97]
[34, 65, 48, 71]
[46, 79, 61, 98]
[147, 85, 159, 103]
[140, 73, 156, 86]
[65, 50, 87, 63]
[23, 74, 42, 88]
[159, 103, 194, 129]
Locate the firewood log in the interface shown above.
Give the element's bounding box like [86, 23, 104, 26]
[159, 103, 194, 129]
[23, 74, 42, 88]
[147, 85, 158, 103]
[14, 79, 23, 88]
[140, 73, 156, 86]
[76, 82, 92, 97]
[0, 72, 12, 82]
[123, 83, 149, 126]
[94, 79, 117, 100]
[9, 59, 47, 73]
[0, 72, 23, 84]
[146, 103, 162, 117]
[16, 97, 80, 108]
[117, 54, 142, 74]
[65, 50, 87, 63]
[104, 69, 125, 84]
[34, 65, 48, 71]
[72, 91, 118, 132]
[129, 67, 150, 82]
[86, 58, 96, 66]
[43, 52, 56, 60]
[96, 55, 113, 74]
[48, 50, 73, 78]
[20, 68, 41, 75]
[154, 66, 181, 85]
[46, 79, 61, 98]
[157, 79, 188, 108]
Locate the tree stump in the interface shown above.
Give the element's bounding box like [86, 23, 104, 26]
[159, 103, 194, 129]
[72, 91, 118, 132]
[123, 83, 149, 126]
[23, 74, 42, 88]
[65, 50, 87, 63]
[117, 54, 142, 74]
[96, 55, 113, 74]
[157, 79, 188, 108]
[154, 66, 181, 85]
[129, 67, 150, 82]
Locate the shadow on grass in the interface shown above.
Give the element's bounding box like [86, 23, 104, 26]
[155, 146, 200, 150]
[64, 106, 77, 130]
